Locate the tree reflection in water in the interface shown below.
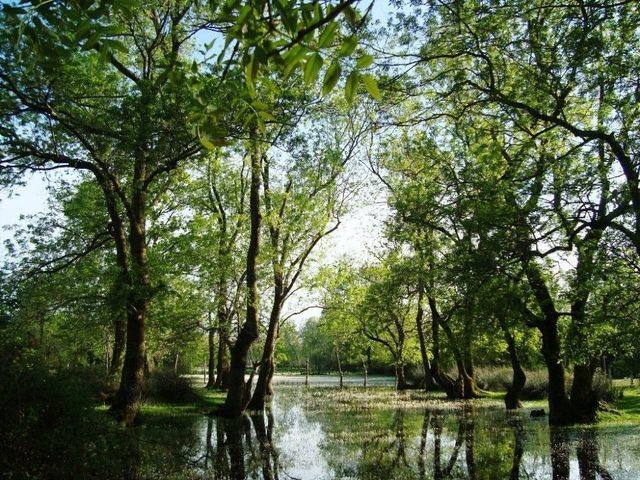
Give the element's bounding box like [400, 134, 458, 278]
[183, 392, 636, 480]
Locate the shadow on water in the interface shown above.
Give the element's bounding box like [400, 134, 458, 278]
[5, 387, 639, 479]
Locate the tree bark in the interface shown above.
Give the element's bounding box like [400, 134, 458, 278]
[428, 296, 462, 398]
[437, 311, 480, 398]
[500, 321, 526, 410]
[214, 265, 231, 388]
[247, 299, 282, 410]
[220, 136, 262, 417]
[336, 345, 344, 388]
[107, 316, 126, 386]
[539, 320, 573, 426]
[362, 359, 368, 387]
[523, 260, 574, 425]
[395, 361, 408, 390]
[215, 313, 231, 388]
[110, 295, 148, 424]
[110, 210, 150, 424]
[570, 361, 598, 423]
[206, 319, 216, 389]
[416, 280, 437, 391]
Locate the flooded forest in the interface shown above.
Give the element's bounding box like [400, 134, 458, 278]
[1, 0, 639, 479]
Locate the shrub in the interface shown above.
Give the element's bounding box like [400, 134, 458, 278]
[592, 371, 622, 403]
[474, 367, 552, 400]
[143, 368, 200, 404]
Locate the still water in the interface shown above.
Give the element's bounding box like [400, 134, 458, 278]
[127, 382, 640, 480]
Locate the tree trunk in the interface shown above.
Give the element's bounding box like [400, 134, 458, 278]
[501, 322, 526, 410]
[570, 361, 598, 423]
[428, 296, 462, 398]
[438, 313, 480, 398]
[336, 345, 344, 388]
[522, 260, 574, 425]
[107, 316, 126, 389]
[220, 137, 262, 417]
[110, 297, 147, 424]
[396, 361, 408, 390]
[248, 299, 282, 410]
[539, 320, 573, 426]
[362, 359, 368, 387]
[215, 319, 231, 388]
[416, 281, 436, 391]
[214, 282, 231, 389]
[305, 358, 309, 386]
[206, 322, 216, 389]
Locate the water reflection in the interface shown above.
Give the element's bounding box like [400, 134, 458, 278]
[162, 389, 638, 480]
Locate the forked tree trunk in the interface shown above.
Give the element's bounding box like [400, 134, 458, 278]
[220, 137, 262, 417]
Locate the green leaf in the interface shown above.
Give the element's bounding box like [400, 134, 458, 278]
[283, 45, 306, 78]
[237, 5, 252, 25]
[251, 100, 269, 111]
[362, 74, 381, 100]
[200, 134, 215, 150]
[322, 61, 342, 96]
[356, 54, 374, 69]
[344, 70, 359, 104]
[245, 53, 260, 93]
[304, 53, 324, 85]
[338, 36, 358, 57]
[317, 22, 338, 48]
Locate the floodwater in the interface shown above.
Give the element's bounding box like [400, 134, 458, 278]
[125, 380, 640, 480]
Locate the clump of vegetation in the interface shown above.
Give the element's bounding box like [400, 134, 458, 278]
[474, 368, 550, 400]
[143, 369, 200, 405]
[592, 372, 623, 404]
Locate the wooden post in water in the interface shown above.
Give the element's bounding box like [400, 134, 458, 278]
[305, 359, 309, 386]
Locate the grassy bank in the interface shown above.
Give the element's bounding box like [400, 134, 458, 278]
[95, 387, 226, 423]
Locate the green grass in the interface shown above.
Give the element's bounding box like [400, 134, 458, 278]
[599, 386, 640, 425]
[95, 387, 226, 423]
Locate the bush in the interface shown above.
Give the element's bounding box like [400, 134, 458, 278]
[474, 367, 551, 400]
[0, 358, 131, 479]
[143, 368, 200, 404]
[592, 371, 622, 403]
